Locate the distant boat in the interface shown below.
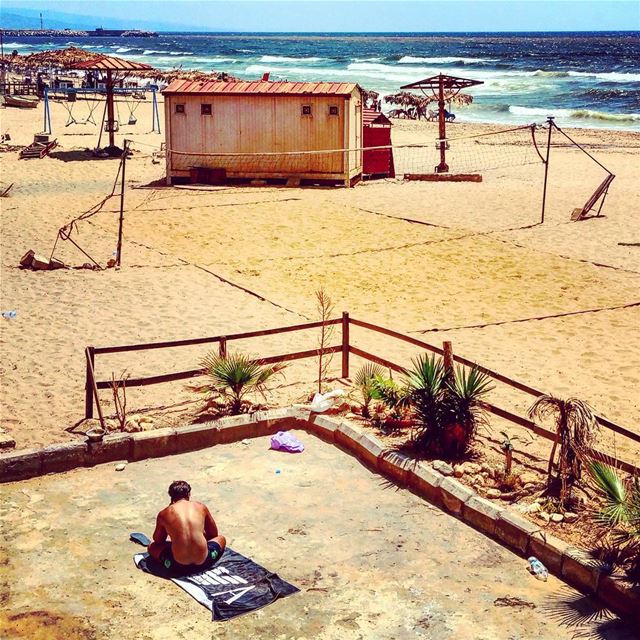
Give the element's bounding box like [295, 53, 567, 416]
[4, 95, 40, 109]
[88, 28, 157, 37]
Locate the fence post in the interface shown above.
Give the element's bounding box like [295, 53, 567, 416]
[219, 337, 227, 358]
[85, 346, 95, 419]
[443, 341, 454, 382]
[341, 312, 350, 378]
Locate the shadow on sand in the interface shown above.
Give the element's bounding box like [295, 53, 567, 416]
[541, 585, 636, 639]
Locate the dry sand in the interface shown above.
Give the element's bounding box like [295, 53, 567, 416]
[0, 98, 639, 467]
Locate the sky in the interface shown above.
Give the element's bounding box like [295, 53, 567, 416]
[2, 0, 639, 32]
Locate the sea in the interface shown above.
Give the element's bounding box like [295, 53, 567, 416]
[5, 32, 640, 130]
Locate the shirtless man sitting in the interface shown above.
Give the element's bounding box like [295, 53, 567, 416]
[147, 480, 226, 576]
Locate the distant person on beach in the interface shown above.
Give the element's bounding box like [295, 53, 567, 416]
[148, 480, 226, 576]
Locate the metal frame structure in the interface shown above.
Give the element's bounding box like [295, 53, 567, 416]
[42, 86, 160, 136]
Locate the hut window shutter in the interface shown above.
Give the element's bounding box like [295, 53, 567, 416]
[201, 104, 212, 115]
[175, 104, 185, 114]
[329, 105, 339, 116]
[301, 105, 312, 116]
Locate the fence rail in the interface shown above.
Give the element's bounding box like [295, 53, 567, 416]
[85, 312, 639, 473]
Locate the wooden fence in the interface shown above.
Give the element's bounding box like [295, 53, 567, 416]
[85, 312, 640, 474]
[0, 82, 39, 96]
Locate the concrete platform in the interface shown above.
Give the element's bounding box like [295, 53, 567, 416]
[0, 431, 636, 640]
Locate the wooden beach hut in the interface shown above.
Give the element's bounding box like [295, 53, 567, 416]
[362, 108, 394, 178]
[162, 80, 364, 186]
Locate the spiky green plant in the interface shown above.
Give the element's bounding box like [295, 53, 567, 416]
[586, 460, 640, 583]
[405, 354, 493, 458]
[405, 353, 446, 435]
[528, 395, 598, 505]
[353, 363, 385, 418]
[197, 352, 286, 415]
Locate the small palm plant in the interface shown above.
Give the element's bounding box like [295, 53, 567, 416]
[586, 460, 640, 584]
[406, 354, 493, 457]
[353, 363, 384, 418]
[406, 353, 446, 436]
[528, 395, 598, 505]
[441, 366, 493, 456]
[197, 351, 286, 415]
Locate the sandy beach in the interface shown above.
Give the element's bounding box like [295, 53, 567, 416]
[1, 97, 639, 465]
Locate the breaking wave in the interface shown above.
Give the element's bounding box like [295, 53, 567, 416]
[398, 55, 496, 64]
[509, 105, 640, 122]
[259, 55, 325, 63]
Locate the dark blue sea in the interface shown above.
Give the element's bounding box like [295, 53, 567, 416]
[6, 31, 640, 129]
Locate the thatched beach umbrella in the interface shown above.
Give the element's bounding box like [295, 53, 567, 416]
[135, 67, 238, 85]
[384, 91, 431, 119]
[19, 47, 103, 70]
[401, 73, 483, 172]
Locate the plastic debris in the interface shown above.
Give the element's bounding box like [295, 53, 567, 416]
[270, 431, 304, 453]
[1, 311, 17, 319]
[309, 388, 345, 413]
[527, 556, 548, 581]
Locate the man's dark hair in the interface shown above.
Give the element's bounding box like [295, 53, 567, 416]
[168, 480, 191, 502]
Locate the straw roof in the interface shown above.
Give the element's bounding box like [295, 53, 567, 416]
[1, 47, 238, 84]
[12, 47, 103, 69]
[135, 68, 239, 84]
[385, 90, 473, 108]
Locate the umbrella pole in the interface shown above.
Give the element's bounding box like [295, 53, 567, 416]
[436, 74, 449, 173]
[106, 69, 115, 148]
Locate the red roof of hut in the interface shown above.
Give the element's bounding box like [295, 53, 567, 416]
[162, 80, 361, 96]
[363, 108, 392, 127]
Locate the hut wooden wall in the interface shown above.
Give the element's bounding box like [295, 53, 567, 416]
[165, 89, 363, 182]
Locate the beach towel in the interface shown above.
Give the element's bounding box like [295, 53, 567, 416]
[134, 548, 299, 621]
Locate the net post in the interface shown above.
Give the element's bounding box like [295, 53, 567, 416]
[85, 346, 95, 419]
[443, 341, 454, 382]
[341, 312, 350, 379]
[116, 140, 128, 267]
[540, 116, 554, 224]
[219, 337, 227, 358]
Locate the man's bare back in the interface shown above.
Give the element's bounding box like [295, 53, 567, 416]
[148, 480, 226, 574]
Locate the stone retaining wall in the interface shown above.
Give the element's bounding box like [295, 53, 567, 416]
[1, 406, 637, 624]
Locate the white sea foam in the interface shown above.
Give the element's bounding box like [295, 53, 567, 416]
[509, 105, 640, 122]
[143, 49, 164, 55]
[398, 56, 496, 64]
[115, 47, 134, 53]
[568, 70, 640, 82]
[259, 55, 325, 63]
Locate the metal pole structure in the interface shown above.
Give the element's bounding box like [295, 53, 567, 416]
[540, 116, 554, 224]
[115, 140, 128, 267]
[436, 74, 449, 173]
[106, 69, 116, 149]
[152, 87, 161, 133]
[43, 88, 51, 134]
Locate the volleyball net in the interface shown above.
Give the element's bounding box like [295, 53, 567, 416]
[163, 123, 544, 180]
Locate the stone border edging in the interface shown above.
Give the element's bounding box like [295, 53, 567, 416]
[1, 406, 637, 623]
